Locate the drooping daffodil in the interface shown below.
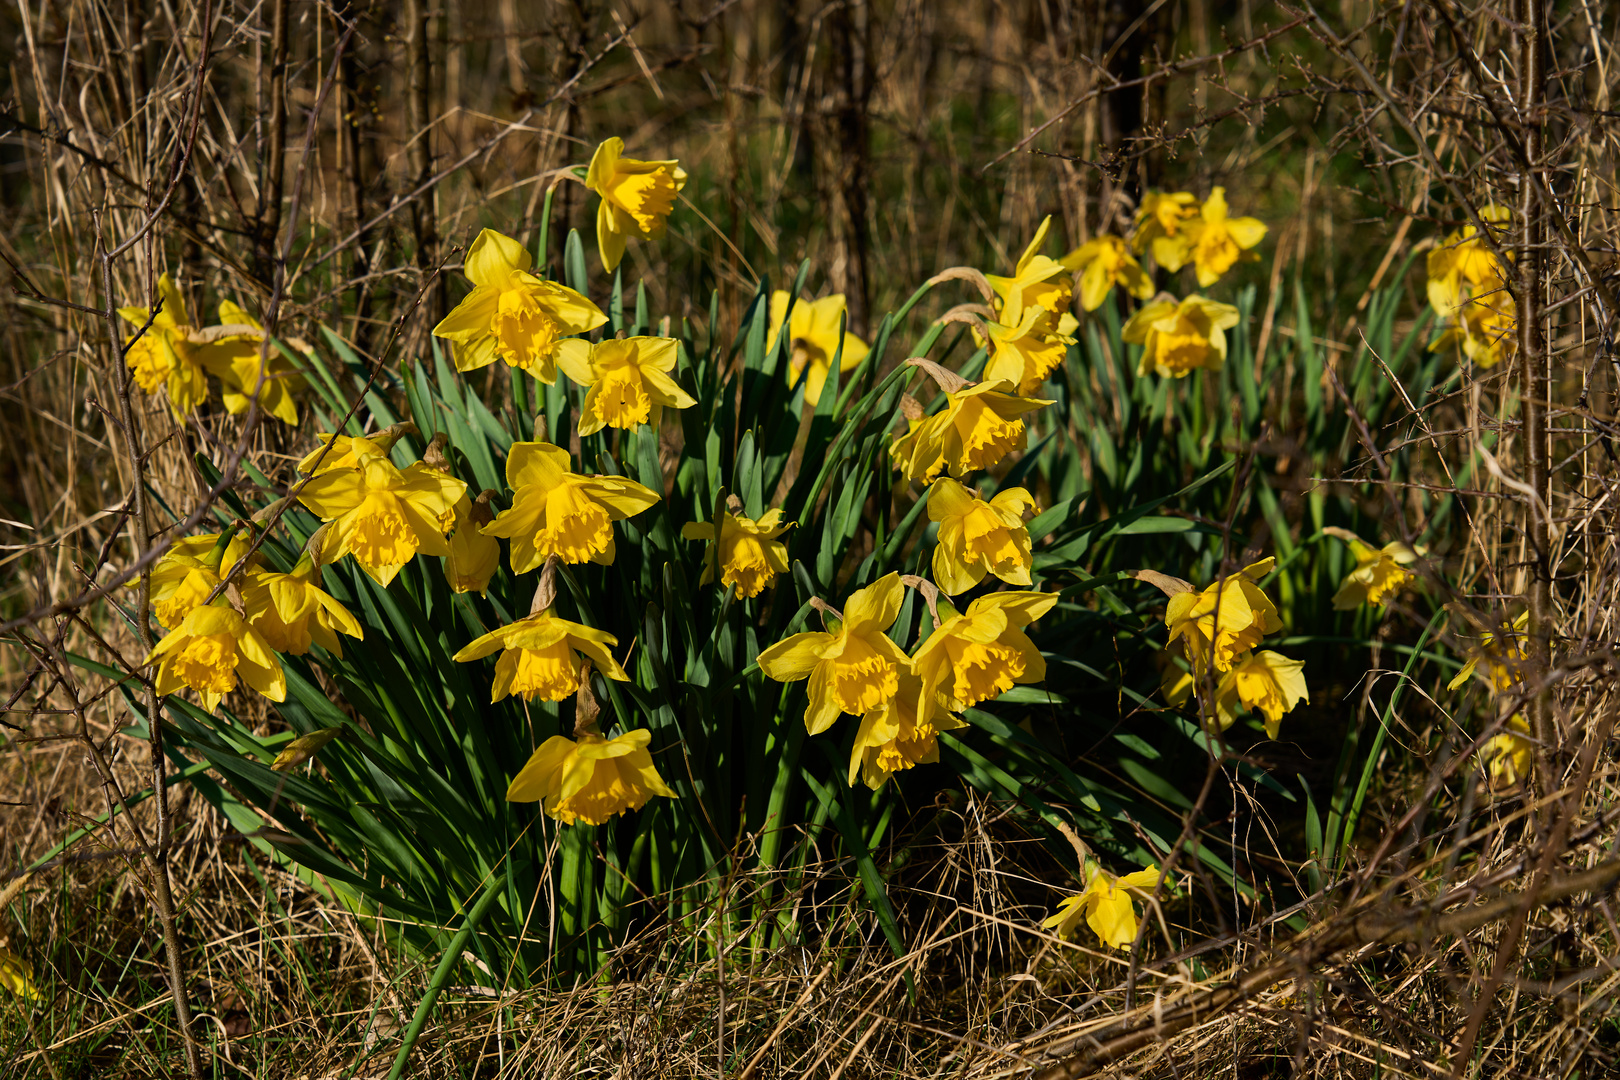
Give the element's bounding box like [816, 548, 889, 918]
[926, 478, 1036, 595]
[912, 590, 1056, 713]
[453, 609, 630, 703]
[768, 291, 871, 406]
[1042, 863, 1163, 949]
[194, 300, 304, 425]
[120, 273, 208, 415]
[978, 308, 1073, 396]
[442, 492, 502, 595]
[987, 216, 1078, 332]
[1131, 191, 1201, 271]
[1447, 611, 1530, 694]
[555, 335, 696, 435]
[584, 137, 687, 273]
[848, 673, 966, 791]
[241, 558, 364, 657]
[145, 603, 287, 713]
[1482, 714, 1533, 788]
[481, 441, 660, 572]
[889, 379, 1051, 484]
[1163, 559, 1282, 678]
[507, 729, 675, 824]
[1060, 234, 1154, 312]
[681, 508, 794, 599]
[1122, 294, 1241, 378]
[1213, 650, 1309, 739]
[1427, 204, 1512, 317]
[1329, 530, 1419, 610]
[1183, 188, 1266, 286]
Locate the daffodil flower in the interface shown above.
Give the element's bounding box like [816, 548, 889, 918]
[681, 508, 793, 598]
[555, 335, 696, 435]
[1447, 612, 1529, 694]
[1060, 234, 1154, 311]
[1122, 295, 1241, 378]
[443, 492, 501, 595]
[768, 291, 871, 406]
[431, 228, 607, 382]
[848, 673, 966, 790]
[481, 441, 659, 572]
[119, 273, 208, 415]
[889, 380, 1051, 483]
[757, 572, 913, 734]
[979, 308, 1073, 396]
[1164, 559, 1282, 678]
[297, 441, 466, 587]
[1427, 205, 1512, 316]
[0, 946, 38, 1002]
[1330, 532, 1419, 610]
[927, 478, 1036, 594]
[145, 603, 287, 712]
[1483, 714, 1533, 788]
[1131, 191, 1201, 271]
[1042, 863, 1162, 949]
[1213, 650, 1309, 739]
[912, 590, 1056, 713]
[453, 609, 630, 703]
[241, 560, 364, 657]
[193, 300, 303, 425]
[1428, 290, 1515, 369]
[148, 532, 261, 627]
[507, 729, 676, 824]
[987, 216, 1076, 329]
[585, 137, 687, 272]
[295, 425, 416, 475]
[1183, 188, 1267, 286]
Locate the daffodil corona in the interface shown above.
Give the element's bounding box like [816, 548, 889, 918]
[1214, 650, 1308, 739]
[1122, 295, 1241, 378]
[454, 610, 631, 703]
[555, 335, 696, 435]
[848, 673, 966, 790]
[145, 604, 287, 712]
[432, 229, 607, 382]
[912, 591, 1056, 713]
[681, 508, 794, 598]
[758, 573, 913, 734]
[1163, 559, 1282, 677]
[1042, 863, 1162, 949]
[889, 380, 1051, 483]
[927, 478, 1036, 594]
[768, 292, 871, 406]
[506, 729, 675, 824]
[585, 137, 687, 273]
[481, 441, 660, 572]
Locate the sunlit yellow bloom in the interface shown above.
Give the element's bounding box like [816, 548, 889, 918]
[145, 603, 287, 712]
[889, 380, 1051, 484]
[555, 335, 696, 435]
[681, 508, 793, 598]
[1122, 295, 1241, 378]
[1213, 650, 1308, 739]
[1428, 288, 1516, 369]
[295, 426, 414, 475]
[431, 228, 607, 382]
[927, 478, 1035, 594]
[482, 441, 659, 572]
[1059, 234, 1154, 311]
[1483, 714, 1533, 788]
[987, 216, 1076, 329]
[1164, 559, 1282, 678]
[0, 945, 38, 1002]
[848, 673, 966, 790]
[913, 591, 1056, 713]
[119, 273, 208, 415]
[1042, 863, 1162, 949]
[585, 137, 687, 273]
[241, 560, 363, 657]
[193, 300, 303, 425]
[1427, 205, 1512, 316]
[1331, 535, 1418, 610]
[758, 572, 912, 735]
[298, 442, 466, 587]
[1131, 191, 1201, 271]
[1183, 188, 1267, 286]
[1447, 612, 1529, 694]
[148, 532, 261, 627]
[979, 308, 1073, 396]
[768, 291, 871, 406]
[442, 493, 501, 595]
[507, 729, 675, 824]
[453, 609, 630, 703]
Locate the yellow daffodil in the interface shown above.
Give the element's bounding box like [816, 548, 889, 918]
[241, 560, 364, 657]
[193, 300, 303, 425]
[1330, 533, 1419, 610]
[297, 441, 466, 587]
[1164, 559, 1282, 678]
[1059, 234, 1154, 311]
[295, 425, 415, 475]
[1131, 191, 1201, 271]
[585, 137, 687, 273]
[768, 291, 871, 406]
[555, 335, 696, 435]
[431, 228, 607, 382]
[481, 441, 659, 572]
[145, 603, 287, 712]
[987, 216, 1077, 330]
[1122, 294, 1241, 378]
[120, 273, 208, 415]
[1483, 714, 1533, 788]
[848, 673, 966, 790]
[1427, 205, 1512, 316]
[913, 591, 1056, 713]
[1428, 289, 1516, 369]
[443, 492, 501, 595]
[681, 508, 793, 598]
[0, 945, 38, 1002]
[1447, 612, 1529, 693]
[148, 532, 261, 626]
[978, 308, 1074, 396]
[1183, 188, 1267, 286]
[453, 609, 630, 703]
[889, 380, 1051, 483]
[927, 478, 1036, 594]
[507, 729, 675, 824]
[757, 572, 913, 734]
[1213, 650, 1308, 739]
[1042, 863, 1162, 949]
